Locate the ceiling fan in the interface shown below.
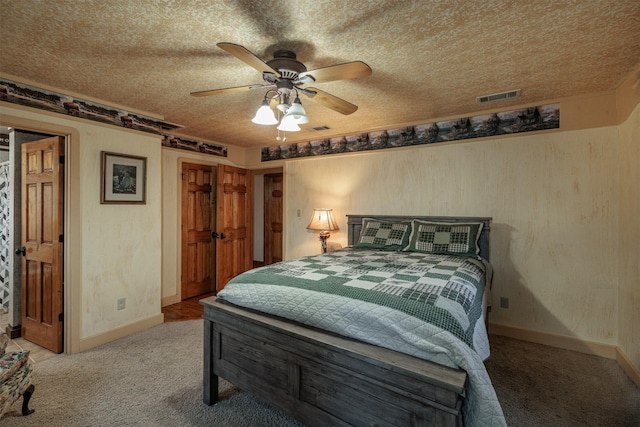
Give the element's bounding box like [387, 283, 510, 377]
[191, 43, 372, 130]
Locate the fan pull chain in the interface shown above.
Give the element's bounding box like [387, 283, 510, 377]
[275, 111, 287, 141]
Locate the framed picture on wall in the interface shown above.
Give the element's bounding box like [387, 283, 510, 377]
[100, 151, 147, 204]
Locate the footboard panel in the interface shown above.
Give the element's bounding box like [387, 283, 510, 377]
[202, 297, 467, 427]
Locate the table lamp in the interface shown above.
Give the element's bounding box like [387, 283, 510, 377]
[306, 208, 339, 253]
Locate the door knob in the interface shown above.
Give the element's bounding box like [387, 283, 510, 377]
[212, 232, 219, 239]
[219, 233, 226, 240]
[15, 246, 26, 256]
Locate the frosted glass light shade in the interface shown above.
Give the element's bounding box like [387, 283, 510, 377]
[284, 95, 309, 124]
[251, 100, 278, 125]
[277, 115, 301, 132]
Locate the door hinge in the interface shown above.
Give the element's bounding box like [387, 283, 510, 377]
[59, 155, 65, 164]
[59, 234, 64, 243]
[58, 313, 64, 322]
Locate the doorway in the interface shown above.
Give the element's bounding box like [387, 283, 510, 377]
[1, 127, 65, 354]
[264, 172, 283, 265]
[252, 168, 284, 268]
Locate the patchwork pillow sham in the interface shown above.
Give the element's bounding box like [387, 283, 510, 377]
[353, 218, 412, 251]
[406, 220, 483, 257]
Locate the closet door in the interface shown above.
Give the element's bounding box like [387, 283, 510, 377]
[20, 136, 64, 353]
[181, 162, 216, 299]
[216, 165, 252, 291]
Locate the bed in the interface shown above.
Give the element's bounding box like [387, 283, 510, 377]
[201, 215, 506, 426]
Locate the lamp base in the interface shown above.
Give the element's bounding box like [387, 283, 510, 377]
[319, 231, 330, 253]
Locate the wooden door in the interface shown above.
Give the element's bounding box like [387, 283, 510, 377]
[216, 165, 252, 291]
[20, 136, 64, 353]
[264, 173, 283, 265]
[181, 163, 216, 299]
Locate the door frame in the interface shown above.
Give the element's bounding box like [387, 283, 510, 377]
[263, 172, 284, 265]
[1, 114, 80, 353]
[252, 167, 283, 266]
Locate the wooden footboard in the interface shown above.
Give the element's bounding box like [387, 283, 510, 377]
[202, 297, 467, 427]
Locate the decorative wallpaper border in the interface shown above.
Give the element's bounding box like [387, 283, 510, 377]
[261, 103, 560, 161]
[161, 135, 227, 157]
[0, 78, 227, 158]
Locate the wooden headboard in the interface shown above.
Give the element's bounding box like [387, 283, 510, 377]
[346, 215, 492, 261]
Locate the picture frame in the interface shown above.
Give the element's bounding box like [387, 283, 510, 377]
[100, 151, 147, 204]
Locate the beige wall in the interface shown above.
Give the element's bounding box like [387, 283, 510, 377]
[79, 126, 163, 339]
[618, 102, 640, 373]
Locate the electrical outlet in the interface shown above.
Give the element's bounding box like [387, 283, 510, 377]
[500, 297, 509, 309]
[117, 298, 126, 310]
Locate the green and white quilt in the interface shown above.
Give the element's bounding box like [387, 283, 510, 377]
[218, 248, 506, 426]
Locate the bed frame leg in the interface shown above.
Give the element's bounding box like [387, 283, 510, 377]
[203, 320, 219, 405]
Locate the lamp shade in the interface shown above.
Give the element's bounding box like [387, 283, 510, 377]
[283, 95, 309, 124]
[251, 99, 278, 125]
[306, 208, 339, 232]
[277, 114, 301, 132]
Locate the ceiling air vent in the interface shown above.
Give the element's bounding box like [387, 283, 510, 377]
[477, 89, 521, 104]
[310, 125, 331, 131]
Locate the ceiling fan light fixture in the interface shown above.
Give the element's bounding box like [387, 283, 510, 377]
[192, 43, 371, 140]
[277, 115, 301, 132]
[283, 95, 309, 124]
[251, 99, 278, 125]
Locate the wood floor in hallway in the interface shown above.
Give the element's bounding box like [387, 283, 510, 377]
[161, 292, 216, 322]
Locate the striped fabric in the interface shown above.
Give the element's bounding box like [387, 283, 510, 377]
[0, 163, 10, 310]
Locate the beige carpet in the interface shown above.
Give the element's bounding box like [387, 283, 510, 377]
[1, 320, 638, 426]
[485, 335, 640, 426]
[1, 321, 302, 427]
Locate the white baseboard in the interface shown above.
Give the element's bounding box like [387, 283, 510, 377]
[489, 322, 640, 388]
[78, 313, 165, 353]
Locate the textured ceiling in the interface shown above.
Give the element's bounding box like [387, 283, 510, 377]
[1, 0, 639, 149]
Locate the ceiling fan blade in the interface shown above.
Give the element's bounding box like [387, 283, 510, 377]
[190, 84, 268, 97]
[301, 87, 358, 115]
[298, 61, 372, 84]
[217, 42, 280, 77]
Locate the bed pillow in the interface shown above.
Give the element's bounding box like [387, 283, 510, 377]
[353, 218, 412, 251]
[406, 220, 483, 257]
